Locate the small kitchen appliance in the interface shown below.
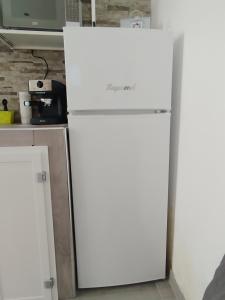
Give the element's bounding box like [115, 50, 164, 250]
[28, 80, 67, 125]
[0, 0, 65, 31]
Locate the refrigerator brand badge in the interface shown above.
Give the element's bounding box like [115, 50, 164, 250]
[106, 84, 136, 92]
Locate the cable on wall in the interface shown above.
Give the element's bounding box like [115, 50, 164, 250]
[31, 50, 49, 80]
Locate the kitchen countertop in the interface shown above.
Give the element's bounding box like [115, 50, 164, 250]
[0, 124, 68, 130]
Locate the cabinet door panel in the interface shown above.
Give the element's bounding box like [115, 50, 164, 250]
[34, 129, 75, 299]
[0, 146, 57, 300]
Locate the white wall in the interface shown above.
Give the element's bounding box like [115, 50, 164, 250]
[151, 1, 225, 299]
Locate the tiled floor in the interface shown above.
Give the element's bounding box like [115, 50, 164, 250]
[75, 280, 177, 300]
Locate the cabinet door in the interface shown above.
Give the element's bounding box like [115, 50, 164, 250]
[0, 146, 57, 300]
[34, 129, 75, 299]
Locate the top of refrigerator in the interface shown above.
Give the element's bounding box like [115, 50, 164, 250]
[64, 27, 173, 111]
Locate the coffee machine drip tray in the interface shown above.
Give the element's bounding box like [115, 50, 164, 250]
[31, 116, 65, 125]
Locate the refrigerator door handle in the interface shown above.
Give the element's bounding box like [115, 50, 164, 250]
[69, 109, 171, 116]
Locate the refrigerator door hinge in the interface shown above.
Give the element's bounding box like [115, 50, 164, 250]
[37, 171, 47, 183]
[44, 277, 55, 289]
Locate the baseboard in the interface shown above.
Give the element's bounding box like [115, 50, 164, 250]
[169, 270, 185, 300]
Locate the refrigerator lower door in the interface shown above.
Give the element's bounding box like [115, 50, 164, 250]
[69, 113, 170, 288]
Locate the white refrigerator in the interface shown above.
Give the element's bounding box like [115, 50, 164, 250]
[64, 27, 173, 289]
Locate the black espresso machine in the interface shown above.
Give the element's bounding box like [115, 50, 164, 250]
[28, 80, 67, 125]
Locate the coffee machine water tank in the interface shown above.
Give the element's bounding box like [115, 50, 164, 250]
[28, 80, 67, 125]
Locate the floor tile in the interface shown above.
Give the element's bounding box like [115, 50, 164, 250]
[75, 280, 176, 299]
[155, 280, 176, 299]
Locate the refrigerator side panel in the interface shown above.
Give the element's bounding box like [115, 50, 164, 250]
[69, 113, 171, 288]
[64, 27, 173, 111]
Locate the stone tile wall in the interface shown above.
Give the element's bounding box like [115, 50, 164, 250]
[82, 0, 151, 26]
[0, 46, 65, 122]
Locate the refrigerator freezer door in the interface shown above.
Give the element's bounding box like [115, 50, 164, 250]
[64, 27, 173, 111]
[69, 113, 170, 288]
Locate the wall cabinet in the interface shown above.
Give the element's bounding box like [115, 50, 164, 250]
[0, 127, 75, 300]
[0, 146, 57, 300]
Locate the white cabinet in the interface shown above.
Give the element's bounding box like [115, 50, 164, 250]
[0, 147, 57, 300]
